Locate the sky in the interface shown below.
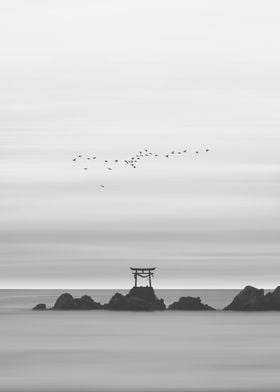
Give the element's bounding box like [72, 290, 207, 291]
[0, 0, 280, 289]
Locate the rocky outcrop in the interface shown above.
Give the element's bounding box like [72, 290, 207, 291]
[74, 295, 103, 310]
[32, 288, 165, 311]
[53, 293, 103, 310]
[263, 286, 280, 310]
[224, 285, 280, 311]
[224, 286, 266, 311]
[105, 286, 166, 311]
[168, 296, 215, 310]
[33, 286, 280, 312]
[32, 303, 47, 311]
[53, 293, 74, 310]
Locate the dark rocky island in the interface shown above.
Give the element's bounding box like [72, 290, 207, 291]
[32, 285, 280, 312]
[33, 293, 103, 311]
[224, 285, 280, 311]
[168, 296, 215, 310]
[53, 293, 103, 310]
[33, 287, 166, 311]
[104, 286, 166, 311]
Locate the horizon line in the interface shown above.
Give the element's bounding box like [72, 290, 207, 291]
[0, 286, 274, 290]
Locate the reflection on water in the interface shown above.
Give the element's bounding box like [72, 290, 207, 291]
[0, 290, 279, 391]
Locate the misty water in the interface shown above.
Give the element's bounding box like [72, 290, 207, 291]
[0, 289, 280, 391]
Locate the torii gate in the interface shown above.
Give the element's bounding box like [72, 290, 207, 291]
[130, 267, 156, 287]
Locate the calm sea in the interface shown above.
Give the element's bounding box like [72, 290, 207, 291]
[0, 289, 279, 392]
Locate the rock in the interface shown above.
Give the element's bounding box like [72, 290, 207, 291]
[127, 286, 166, 310]
[32, 303, 46, 311]
[168, 296, 215, 310]
[74, 295, 103, 310]
[53, 293, 102, 310]
[105, 286, 166, 311]
[53, 293, 75, 310]
[105, 292, 146, 310]
[128, 286, 154, 301]
[263, 286, 280, 310]
[224, 286, 266, 311]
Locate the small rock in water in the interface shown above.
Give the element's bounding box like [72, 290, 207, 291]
[168, 296, 215, 311]
[32, 303, 47, 311]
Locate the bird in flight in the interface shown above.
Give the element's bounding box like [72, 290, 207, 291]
[84, 168, 88, 170]
[73, 158, 76, 162]
[100, 185, 105, 188]
[108, 167, 112, 170]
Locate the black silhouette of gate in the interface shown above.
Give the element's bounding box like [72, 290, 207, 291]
[130, 267, 156, 287]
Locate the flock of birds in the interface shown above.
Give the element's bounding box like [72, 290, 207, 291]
[72, 147, 210, 188]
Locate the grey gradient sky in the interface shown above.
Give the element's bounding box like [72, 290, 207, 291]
[1, 0, 280, 288]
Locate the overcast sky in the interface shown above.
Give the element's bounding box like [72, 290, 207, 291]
[1, 0, 280, 289]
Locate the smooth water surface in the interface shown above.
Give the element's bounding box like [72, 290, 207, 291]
[0, 290, 279, 392]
